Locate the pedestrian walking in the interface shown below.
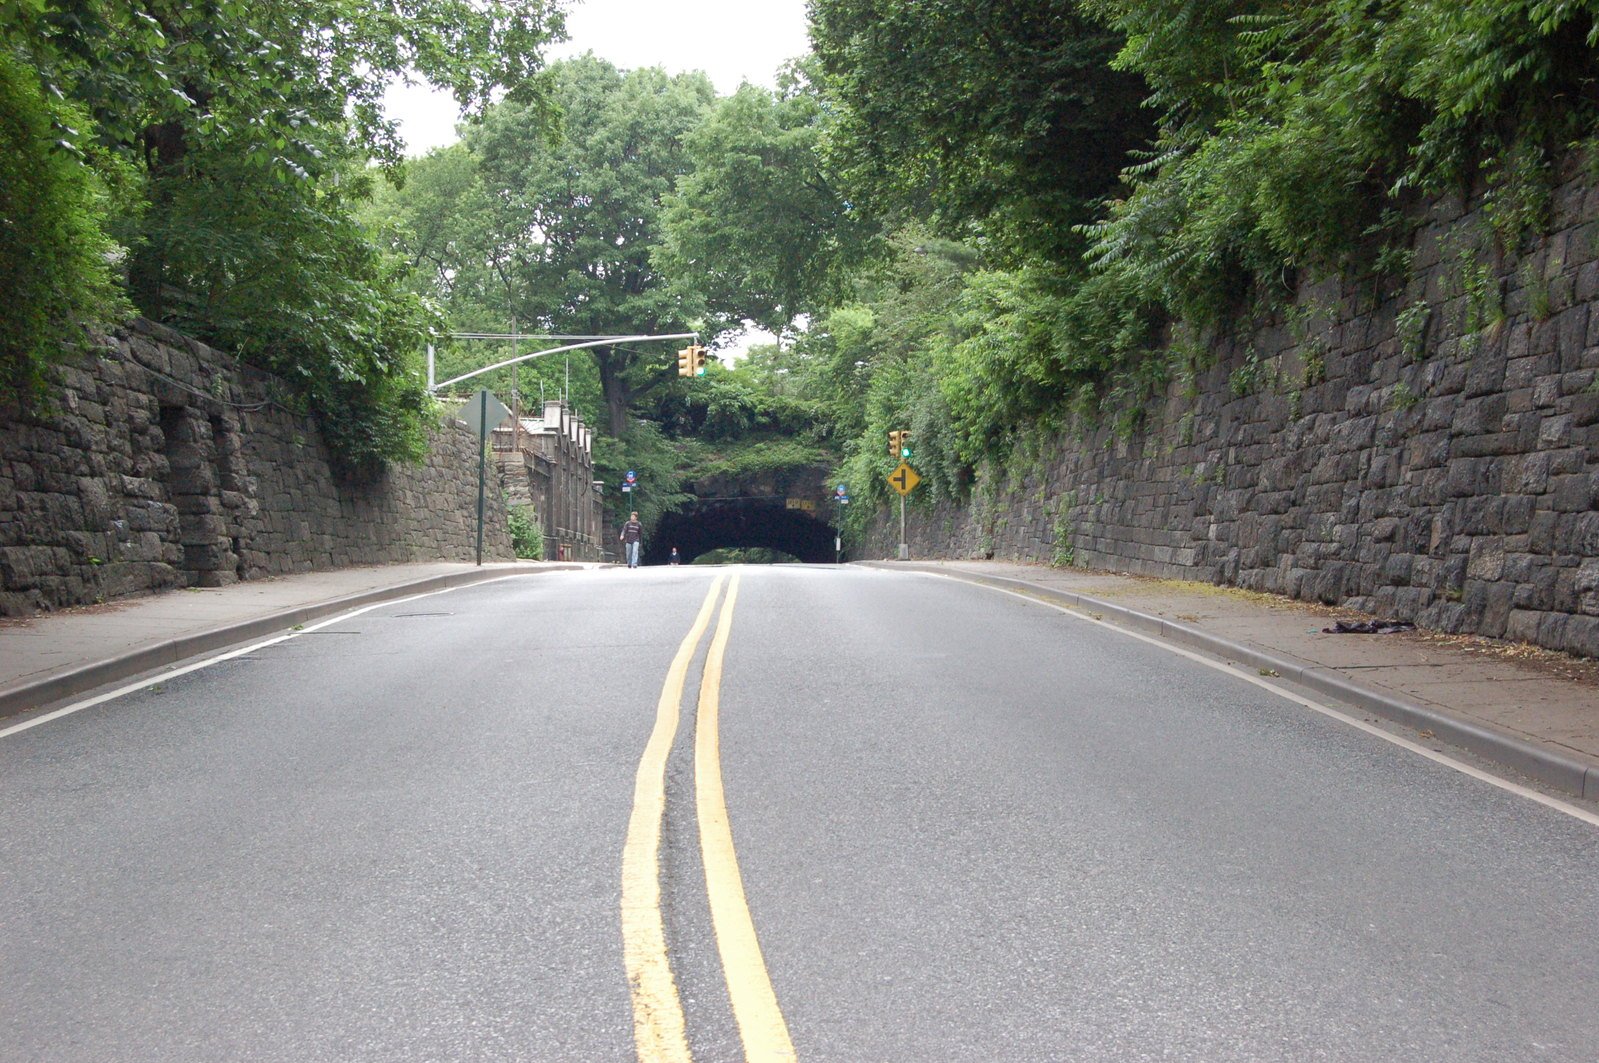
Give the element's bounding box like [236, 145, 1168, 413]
[669, 547, 680, 566]
[619, 511, 643, 569]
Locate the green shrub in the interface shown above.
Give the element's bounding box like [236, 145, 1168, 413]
[507, 504, 542, 558]
[1051, 491, 1077, 567]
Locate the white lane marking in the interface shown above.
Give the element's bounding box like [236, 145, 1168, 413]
[914, 571, 1599, 830]
[0, 575, 539, 740]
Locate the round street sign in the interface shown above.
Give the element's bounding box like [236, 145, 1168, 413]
[625, 470, 637, 483]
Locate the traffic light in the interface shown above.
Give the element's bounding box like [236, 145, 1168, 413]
[679, 345, 709, 378]
[889, 429, 911, 459]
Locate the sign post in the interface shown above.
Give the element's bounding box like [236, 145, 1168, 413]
[460, 387, 512, 565]
[833, 484, 850, 563]
[887, 461, 921, 560]
[899, 494, 906, 560]
[477, 391, 486, 565]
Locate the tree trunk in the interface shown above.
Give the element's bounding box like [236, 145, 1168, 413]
[596, 345, 631, 436]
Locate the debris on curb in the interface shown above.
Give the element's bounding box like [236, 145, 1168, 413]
[1323, 619, 1416, 635]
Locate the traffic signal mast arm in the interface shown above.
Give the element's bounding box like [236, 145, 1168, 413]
[431, 332, 697, 392]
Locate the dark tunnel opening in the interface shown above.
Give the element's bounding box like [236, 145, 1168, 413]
[643, 500, 838, 565]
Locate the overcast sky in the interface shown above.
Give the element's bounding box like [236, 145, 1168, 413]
[384, 0, 812, 155]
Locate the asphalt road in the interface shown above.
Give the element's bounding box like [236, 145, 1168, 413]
[3, 565, 1597, 1062]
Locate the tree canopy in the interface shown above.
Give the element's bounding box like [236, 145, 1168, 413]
[808, 0, 1154, 260]
[656, 69, 872, 336]
[463, 55, 715, 435]
[12, 0, 1598, 542]
[2, 0, 565, 463]
[367, 56, 723, 524]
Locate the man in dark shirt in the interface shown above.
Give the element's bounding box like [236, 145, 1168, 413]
[619, 511, 643, 568]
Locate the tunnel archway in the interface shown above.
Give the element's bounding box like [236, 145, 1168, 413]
[644, 498, 836, 565]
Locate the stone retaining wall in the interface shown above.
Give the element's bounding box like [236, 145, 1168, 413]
[868, 167, 1599, 658]
[1, 319, 513, 615]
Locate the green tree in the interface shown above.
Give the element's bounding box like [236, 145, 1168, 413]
[7, 0, 566, 171]
[466, 56, 716, 436]
[142, 138, 440, 464]
[0, 49, 127, 405]
[362, 143, 608, 432]
[808, 0, 1153, 259]
[2, 0, 566, 461]
[657, 68, 872, 335]
[364, 145, 501, 310]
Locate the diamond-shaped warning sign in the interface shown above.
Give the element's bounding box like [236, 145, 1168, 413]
[888, 462, 921, 496]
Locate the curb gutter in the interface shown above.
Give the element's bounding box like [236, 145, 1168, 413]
[0, 564, 586, 721]
[868, 561, 1599, 803]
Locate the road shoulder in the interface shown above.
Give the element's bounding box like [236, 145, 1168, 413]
[864, 559, 1599, 804]
[0, 561, 588, 718]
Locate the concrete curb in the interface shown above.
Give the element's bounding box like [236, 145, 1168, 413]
[867, 561, 1599, 803]
[0, 564, 587, 721]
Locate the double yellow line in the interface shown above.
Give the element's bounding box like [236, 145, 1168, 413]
[620, 573, 796, 1062]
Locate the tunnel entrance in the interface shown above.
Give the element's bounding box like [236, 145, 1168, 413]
[644, 498, 837, 565]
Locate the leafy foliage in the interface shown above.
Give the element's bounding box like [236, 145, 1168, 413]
[2, 0, 564, 461]
[140, 139, 439, 463]
[792, 0, 1599, 552]
[694, 438, 833, 482]
[593, 419, 694, 533]
[646, 362, 826, 444]
[507, 503, 541, 558]
[9, 0, 565, 171]
[657, 68, 873, 335]
[454, 56, 715, 435]
[360, 142, 609, 431]
[808, 0, 1154, 260]
[691, 547, 798, 565]
[0, 50, 127, 405]
[1084, 0, 1599, 327]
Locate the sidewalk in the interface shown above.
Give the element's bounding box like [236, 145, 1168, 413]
[0, 561, 590, 718]
[870, 560, 1599, 803]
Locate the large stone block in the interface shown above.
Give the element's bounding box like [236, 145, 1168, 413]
[1560, 615, 1599, 657]
[1549, 474, 1594, 512]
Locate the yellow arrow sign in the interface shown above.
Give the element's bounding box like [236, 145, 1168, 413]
[888, 461, 921, 496]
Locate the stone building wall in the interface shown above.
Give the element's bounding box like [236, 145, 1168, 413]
[492, 400, 608, 562]
[1, 319, 513, 615]
[867, 165, 1599, 658]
